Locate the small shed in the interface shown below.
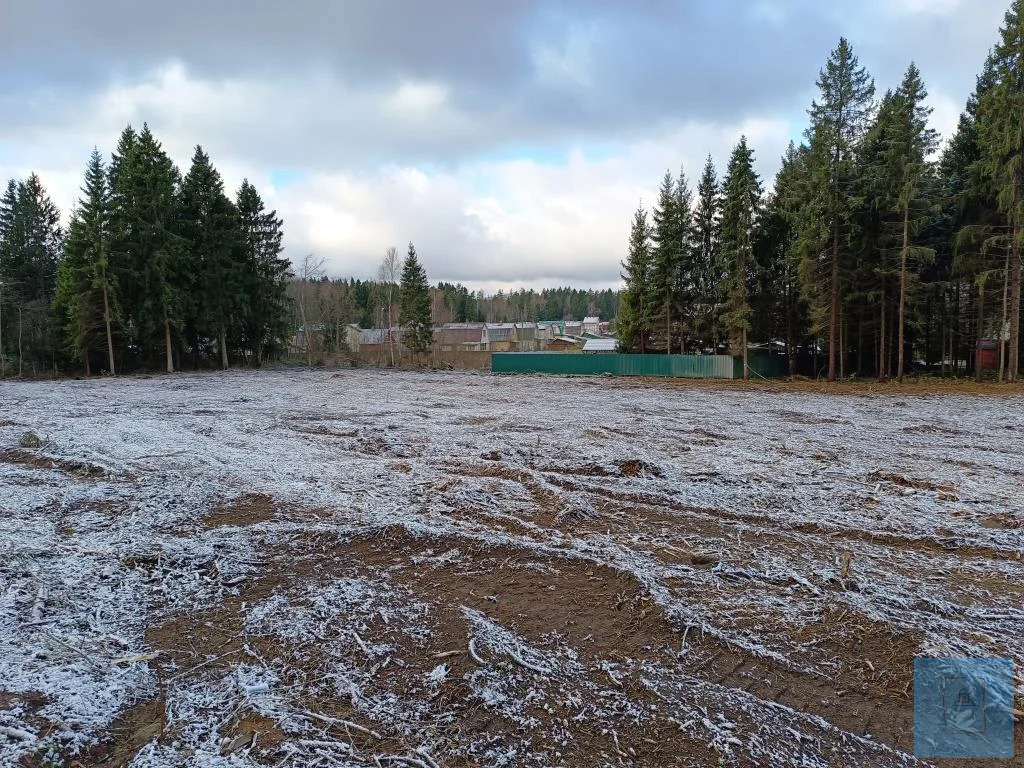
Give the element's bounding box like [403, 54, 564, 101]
[548, 335, 583, 351]
[977, 339, 999, 370]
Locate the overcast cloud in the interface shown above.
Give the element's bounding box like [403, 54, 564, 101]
[0, 0, 1011, 290]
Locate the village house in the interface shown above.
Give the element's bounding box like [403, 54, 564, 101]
[436, 323, 486, 351]
[514, 322, 539, 351]
[484, 323, 517, 352]
[359, 327, 407, 360]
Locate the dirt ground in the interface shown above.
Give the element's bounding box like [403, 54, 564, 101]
[0, 369, 1021, 767]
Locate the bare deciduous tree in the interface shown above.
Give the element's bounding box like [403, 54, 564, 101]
[378, 247, 403, 366]
[298, 254, 326, 367]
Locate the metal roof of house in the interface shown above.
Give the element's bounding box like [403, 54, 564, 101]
[583, 316, 600, 323]
[583, 338, 618, 352]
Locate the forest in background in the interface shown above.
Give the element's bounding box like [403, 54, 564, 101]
[619, 2, 1024, 382]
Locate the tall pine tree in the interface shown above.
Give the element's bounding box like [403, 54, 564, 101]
[693, 156, 722, 352]
[53, 149, 118, 375]
[399, 242, 432, 357]
[803, 38, 876, 380]
[618, 204, 653, 353]
[236, 180, 290, 365]
[719, 137, 763, 379]
[179, 146, 243, 370]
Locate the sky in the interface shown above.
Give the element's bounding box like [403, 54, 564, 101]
[0, 0, 1013, 292]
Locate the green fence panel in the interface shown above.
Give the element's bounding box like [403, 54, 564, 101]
[734, 354, 790, 379]
[492, 353, 742, 378]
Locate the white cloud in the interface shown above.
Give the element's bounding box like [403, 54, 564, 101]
[532, 23, 598, 89]
[387, 81, 450, 114]
[890, 0, 962, 14]
[0, 60, 794, 291]
[269, 116, 793, 290]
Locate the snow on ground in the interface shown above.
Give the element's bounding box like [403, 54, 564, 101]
[0, 369, 1022, 766]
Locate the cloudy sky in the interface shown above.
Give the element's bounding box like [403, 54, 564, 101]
[0, 0, 1012, 291]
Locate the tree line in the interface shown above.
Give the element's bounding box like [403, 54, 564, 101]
[619, 2, 1024, 382]
[0, 124, 291, 377]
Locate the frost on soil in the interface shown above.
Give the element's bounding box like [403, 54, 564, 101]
[0, 369, 1022, 766]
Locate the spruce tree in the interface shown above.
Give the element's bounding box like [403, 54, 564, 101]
[618, 204, 652, 353]
[650, 169, 692, 352]
[719, 137, 762, 379]
[0, 174, 62, 374]
[237, 180, 290, 365]
[0, 180, 17, 374]
[803, 38, 876, 380]
[650, 170, 676, 352]
[53, 149, 118, 375]
[179, 146, 242, 370]
[693, 156, 721, 352]
[399, 242, 432, 357]
[107, 124, 183, 372]
[673, 167, 696, 352]
[757, 142, 809, 376]
[888, 63, 939, 381]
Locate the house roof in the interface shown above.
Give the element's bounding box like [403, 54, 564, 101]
[583, 316, 599, 323]
[583, 338, 618, 352]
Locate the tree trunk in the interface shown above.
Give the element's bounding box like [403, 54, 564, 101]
[84, 351, 90, 377]
[742, 327, 749, 380]
[101, 272, 116, 376]
[1009, 219, 1021, 383]
[220, 326, 229, 370]
[164, 311, 174, 374]
[999, 248, 1010, 383]
[897, 205, 909, 383]
[828, 221, 839, 381]
[666, 289, 671, 356]
[299, 287, 312, 368]
[976, 276, 986, 383]
[879, 276, 886, 380]
[839, 312, 845, 380]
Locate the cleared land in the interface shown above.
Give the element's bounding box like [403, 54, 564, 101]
[0, 369, 1022, 767]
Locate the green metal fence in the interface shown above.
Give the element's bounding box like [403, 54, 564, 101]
[492, 353, 729, 377]
[492, 352, 789, 379]
[735, 353, 790, 379]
